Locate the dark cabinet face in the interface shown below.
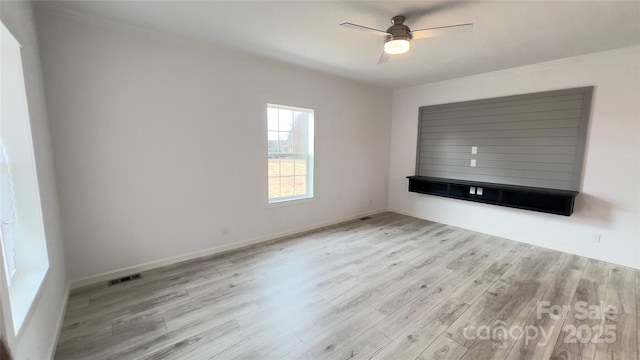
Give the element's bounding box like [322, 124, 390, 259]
[407, 177, 577, 216]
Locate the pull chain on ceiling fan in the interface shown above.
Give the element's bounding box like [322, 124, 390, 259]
[340, 15, 473, 63]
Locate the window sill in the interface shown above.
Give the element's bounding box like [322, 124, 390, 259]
[8, 266, 48, 334]
[267, 195, 315, 208]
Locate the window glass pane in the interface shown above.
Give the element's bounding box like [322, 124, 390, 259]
[294, 176, 307, 196]
[293, 112, 307, 148]
[268, 157, 280, 178]
[278, 109, 293, 131]
[280, 155, 294, 176]
[268, 177, 281, 199]
[0, 143, 17, 280]
[278, 131, 291, 141]
[268, 131, 279, 153]
[293, 111, 307, 123]
[267, 107, 279, 131]
[294, 156, 306, 175]
[281, 176, 295, 197]
[292, 118, 307, 153]
[278, 132, 292, 153]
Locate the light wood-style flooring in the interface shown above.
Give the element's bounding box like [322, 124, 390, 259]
[55, 212, 639, 360]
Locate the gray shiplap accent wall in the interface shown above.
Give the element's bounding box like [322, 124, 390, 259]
[415, 87, 593, 191]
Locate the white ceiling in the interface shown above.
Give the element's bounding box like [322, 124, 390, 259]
[50, 1, 640, 88]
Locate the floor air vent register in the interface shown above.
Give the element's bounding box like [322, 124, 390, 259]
[108, 273, 142, 286]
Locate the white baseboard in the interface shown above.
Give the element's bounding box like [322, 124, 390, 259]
[69, 208, 387, 289]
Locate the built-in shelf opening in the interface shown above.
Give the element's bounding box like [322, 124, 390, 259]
[407, 176, 578, 216]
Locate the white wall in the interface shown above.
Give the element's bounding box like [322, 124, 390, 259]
[35, 6, 392, 284]
[0, 1, 68, 359]
[389, 46, 640, 269]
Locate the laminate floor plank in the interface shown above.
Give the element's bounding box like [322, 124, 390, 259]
[132, 323, 244, 360]
[416, 334, 468, 360]
[371, 298, 468, 360]
[66, 287, 190, 322]
[285, 306, 385, 360]
[550, 277, 606, 359]
[593, 265, 638, 360]
[374, 249, 500, 339]
[324, 230, 474, 305]
[444, 248, 548, 347]
[293, 276, 397, 343]
[60, 289, 189, 342]
[211, 319, 302, 360]
[111, 317, 242, 360]
[312, 327, 388, 360]
[604, 266, 637, 315]
[372, 233, 504, 317]
[56, 314, 173, 360]
[55, 212, 640, 360]
[505, 257, 584, 360]
[229, 334, 300, 360]
[459, 252, 567, 360]
[593, 313, 637, 360]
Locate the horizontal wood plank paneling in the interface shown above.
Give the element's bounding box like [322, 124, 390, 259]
[420, 152, 576, 164]
[420, 109, 582, 127]
[420, 145, 576, 155]
[419, 158, 574, 172]
[423, 137, 578, 147]
[416, 87, 593, 191]
[421, 172, 573, 189]
[417, 163, 574, 182]
[421, 93, 584, 114]
[421, 118, 580, 133]
[421, 128, 580, 140]
[420, 99, 584, 121]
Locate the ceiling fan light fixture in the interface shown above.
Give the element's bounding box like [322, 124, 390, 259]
[384, 38, 411, 55]
[341, 14, 473, 62]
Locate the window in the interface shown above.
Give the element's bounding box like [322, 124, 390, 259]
[1, 21, 50, 335]
[267, 104, 314, 203]
[0, 144, 17, 283]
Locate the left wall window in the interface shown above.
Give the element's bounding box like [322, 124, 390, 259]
[0, 144, 17, 283]
[0, 21, 50, 335]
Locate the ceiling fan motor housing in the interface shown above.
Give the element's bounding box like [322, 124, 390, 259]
[385, 15, 413, 43]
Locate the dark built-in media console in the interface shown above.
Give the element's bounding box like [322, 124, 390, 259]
[407, 176, 579, 216]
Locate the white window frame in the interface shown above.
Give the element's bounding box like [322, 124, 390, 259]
[267, 104, 315, 204]
[0, 21, 50, 337]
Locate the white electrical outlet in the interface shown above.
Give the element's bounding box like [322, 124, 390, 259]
[222, 226, 229, 235]
[593, 234, 601, 243]
[470, 159, 477, 167]
[471, 146, 478, 154]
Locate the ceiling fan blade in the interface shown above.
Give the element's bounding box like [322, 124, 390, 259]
[340, 22, 389, 36]
[411, 23, 473, 40]
[378, 51, 390, 64]
[404, 1, 472, 21]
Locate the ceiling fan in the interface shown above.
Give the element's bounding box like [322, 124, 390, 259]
[340, 15, 473, 63]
